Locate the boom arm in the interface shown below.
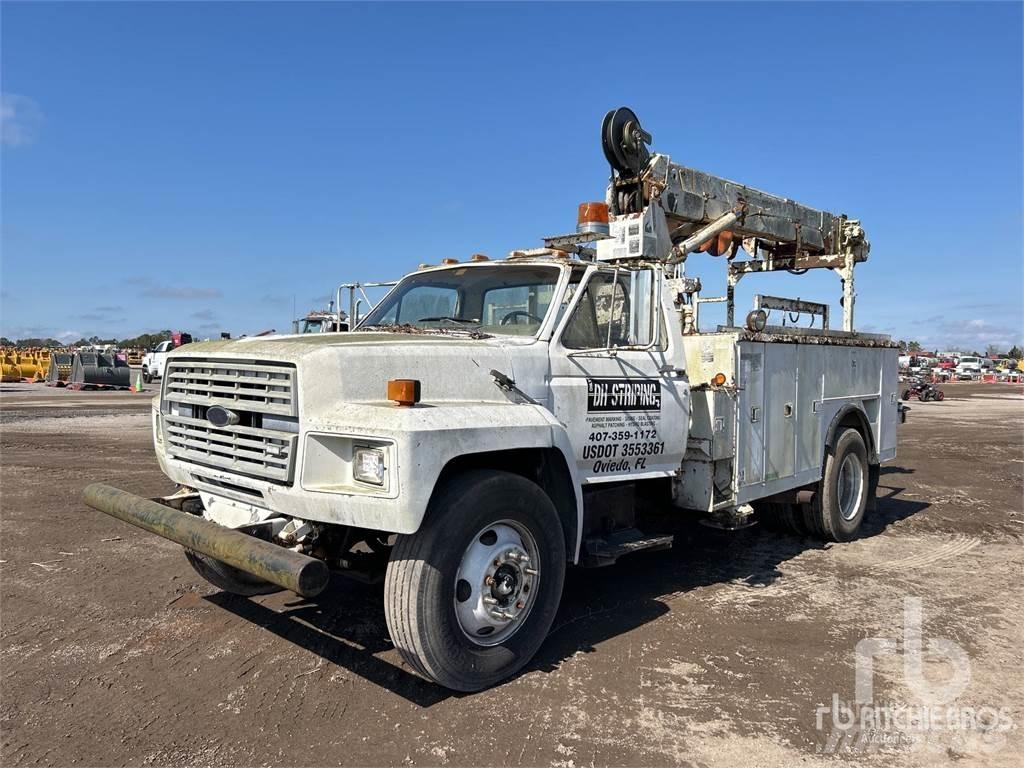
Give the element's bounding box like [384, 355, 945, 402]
[597, 107, 869, 332]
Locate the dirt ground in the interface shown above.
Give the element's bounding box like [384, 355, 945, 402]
[1, 381, 1022, 767]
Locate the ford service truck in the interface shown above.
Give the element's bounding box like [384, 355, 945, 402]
[85, 108, 900, 691]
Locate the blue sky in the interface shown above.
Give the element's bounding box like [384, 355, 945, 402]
[2, 2, 1022, 352]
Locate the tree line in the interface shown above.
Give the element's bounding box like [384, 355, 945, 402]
[897, 340, 1023, 359]
[0, 331, 176, 350]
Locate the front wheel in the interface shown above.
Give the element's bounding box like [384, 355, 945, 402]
[902, 389, 911, 401]
[936, 390, 945, 401]
[385, 470, 566, 691]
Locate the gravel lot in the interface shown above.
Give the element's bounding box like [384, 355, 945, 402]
[1, 381, 1021, 767]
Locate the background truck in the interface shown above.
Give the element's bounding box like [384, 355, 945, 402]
[85, 108, 900, 692]
[956, 355, 983, 379]
[140, 332, 192, 383]
[292, 305, 348, 335]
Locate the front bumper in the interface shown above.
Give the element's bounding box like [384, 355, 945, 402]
[82, 483, 329, 597]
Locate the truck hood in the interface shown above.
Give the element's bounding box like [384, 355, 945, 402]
[167, 332, 524, 406]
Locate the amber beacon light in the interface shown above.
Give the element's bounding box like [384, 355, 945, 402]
[577, 202, 610, 236]
[387, 379, 421, 406]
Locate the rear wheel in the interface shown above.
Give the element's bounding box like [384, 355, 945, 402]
[385, 470, 566, 691]
[183, 550, 282, 596]
[902, 389, 911, 401]
[142, 368, 153, 384]
[803, 427, 870, 542]
[936, 390, 945, 401]
[758, 501, 805, 535]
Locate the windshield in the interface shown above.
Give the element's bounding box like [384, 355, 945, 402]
[359, 264, 564, 337]
[301, 319, 325, 333]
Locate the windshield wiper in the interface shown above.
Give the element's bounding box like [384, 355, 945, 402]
[417, 316, 481, 325]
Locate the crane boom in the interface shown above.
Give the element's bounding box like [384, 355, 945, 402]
[592, 107, 870, 332]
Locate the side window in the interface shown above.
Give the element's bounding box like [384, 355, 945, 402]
[561, 269, 657, 350]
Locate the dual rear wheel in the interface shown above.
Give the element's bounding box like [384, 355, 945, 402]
[766, 427, 871, 542]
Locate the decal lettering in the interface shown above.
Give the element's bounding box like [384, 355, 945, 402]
[587, 378, 661, 412]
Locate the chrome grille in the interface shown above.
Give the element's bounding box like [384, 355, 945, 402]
[162, 359, 298, 484]
[164, 360, 296, 416]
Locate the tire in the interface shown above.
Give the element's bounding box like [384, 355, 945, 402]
[936, 390, 945, 401]
[757, 502, 805, 535]
[385, 470, 566, 692]
[183, 549, 282, 596]
[142, 368, 153, 384]
[803, 427, 870, 542]
[902, 389, 911, 401]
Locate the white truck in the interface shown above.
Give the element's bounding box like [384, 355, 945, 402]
[140, 333, 192, 383]
[85, 108, 900, 691]
[956, 355, 983, 379]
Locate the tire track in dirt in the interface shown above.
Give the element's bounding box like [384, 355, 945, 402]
[870, 534, 981, 572]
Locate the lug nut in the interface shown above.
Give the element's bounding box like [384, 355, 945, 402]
[524, 567, 538, 576]
[483, 596, 497, 605]
[484, 576, 494, 586]
[516, 601, 525, 609]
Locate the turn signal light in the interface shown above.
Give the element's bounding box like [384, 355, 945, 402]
[387, 379, 421, 406]
[441, 257, 458, 265]
[470, 253, 490, 262]
[712, 372, 727, 387]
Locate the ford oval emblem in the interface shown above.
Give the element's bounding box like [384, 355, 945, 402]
[207, 406, 240, 428]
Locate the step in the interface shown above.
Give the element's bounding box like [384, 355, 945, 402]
[581, 528, 674, 567]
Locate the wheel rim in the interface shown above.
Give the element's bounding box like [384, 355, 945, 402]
[837, 453, 865, 521]
[454, 520, 540, 646]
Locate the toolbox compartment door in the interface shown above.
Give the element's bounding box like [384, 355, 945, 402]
[738, 344, 765, 487]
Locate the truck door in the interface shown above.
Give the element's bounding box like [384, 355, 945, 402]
[548, 266, 689, 484]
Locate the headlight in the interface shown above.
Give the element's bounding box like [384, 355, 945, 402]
[353, 447, 386, 486]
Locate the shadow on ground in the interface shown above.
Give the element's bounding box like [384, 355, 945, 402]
[207, 482, 929, 706]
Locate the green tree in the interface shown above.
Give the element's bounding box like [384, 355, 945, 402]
[14, 337, 62, 348]
[119, 330, 173, 350]
[1008, 345, 1022, 360]
[906, 340, 922, 353]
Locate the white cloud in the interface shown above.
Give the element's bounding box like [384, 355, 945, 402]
[1, 93, 42, 147]
[123, 276, 222, 300]
[919, 317, 1024, 353]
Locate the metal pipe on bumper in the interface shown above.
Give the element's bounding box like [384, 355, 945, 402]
[82, 483, 330, 598]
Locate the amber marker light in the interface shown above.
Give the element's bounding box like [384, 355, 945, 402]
[712, 372, 727, 387]
[388, 379, 421, 406]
